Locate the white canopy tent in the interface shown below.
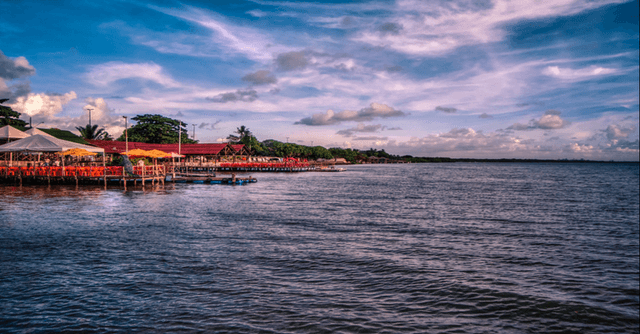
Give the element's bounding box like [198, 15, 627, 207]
[0, 134, 104, 167]
[0, 125, 29, 141]
[0, 134, 104, 153]
[24, 127, 55, 137]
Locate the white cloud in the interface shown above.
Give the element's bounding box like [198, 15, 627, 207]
[353, 0, 628, 56]
[0, 52, 35, 80]
[337, 123, 384, 136]
[381, 127, 535, 157]
[542, 65, 617, 81]
[563, 142, 595, 153]
[361, 123, 638, 161]
[80, 97, 126, 138]
[296, 103, 406, 125]
[9, 91, 77, 117]
[148, 6, 290, 62]
[85, 62, 181, 88]
[605, 124, 636, 140]
[507, 110, 569, 130]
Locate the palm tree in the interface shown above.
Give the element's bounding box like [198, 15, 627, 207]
[76, 124, 107, 140]
[227, 125, 252, 143]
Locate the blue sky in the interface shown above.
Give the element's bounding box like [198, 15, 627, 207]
[1, 0, 638, 160]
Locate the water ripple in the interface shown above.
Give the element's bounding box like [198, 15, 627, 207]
[1, 163, 638, 333]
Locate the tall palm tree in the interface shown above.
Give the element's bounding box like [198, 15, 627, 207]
[227, 125, 252, 143]
[76, 124, 107, 140]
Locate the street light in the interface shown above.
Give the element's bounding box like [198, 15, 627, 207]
[86, 107, 94, 127]
[122, 116, 128, 152]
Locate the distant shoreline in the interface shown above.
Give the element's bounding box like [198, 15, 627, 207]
[352, 158, 639, 164]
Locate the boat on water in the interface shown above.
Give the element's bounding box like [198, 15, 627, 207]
[315, 166, 346, 172]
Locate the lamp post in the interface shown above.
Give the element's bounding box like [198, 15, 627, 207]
[123, 116, 128, 152]
[87, 108, 94, 127]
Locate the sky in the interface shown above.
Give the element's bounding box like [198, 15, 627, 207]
[0, 0, 638, 160]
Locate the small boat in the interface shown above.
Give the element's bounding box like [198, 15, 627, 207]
[315, 166, 346, 172]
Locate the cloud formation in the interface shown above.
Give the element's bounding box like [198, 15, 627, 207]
[479, 113, 493, 119]
[0, 51, 35, 101]
[353, 136, 388, 141]
[242, 70, 277, 85]
[276, 51, 309, 71]
[295, 103, 406, 126]
[604, 124, 636, 140]
[80, 97, 125, 137]
[355, 0, 628, 56]
[336, 123, 384, 136]
[144, 6, 284, 62]
[8, 91, 77, 117]
[542, 65, 617, 81]
[206, 89, 258, 103]
[199, 120, 221, 130]
[385, 127, 535, 157]
[0, 51, 35, 80]
[436, 106, 457, 113]
[377, 22, 402, 36]
[507, 110, 569, 130]
[86, 62, 181, 88]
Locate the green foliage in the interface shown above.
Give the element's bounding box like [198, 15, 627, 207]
[40, 128, 90, 144]
[260, 139, 334, 160]
[116, 114, 197, 144]
[0, 98, 27, 127]
[109, 156, 123, 166]
[329, 148, 358, 163]
[76, 124, 108, 140]
[362, 148, 391, 159]
[227, 125, 252, 143]
[309, 146, 333, 160]
[240, 135, 268, 155]
[131, 157, 151, 165]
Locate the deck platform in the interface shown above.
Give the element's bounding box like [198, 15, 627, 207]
[169, 175, 257, 184]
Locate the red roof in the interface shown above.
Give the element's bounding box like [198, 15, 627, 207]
[87, 140, 244, 155]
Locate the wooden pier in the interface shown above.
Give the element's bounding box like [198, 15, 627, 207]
[0, 166, 166, 190]
[0, 166, 259, 189]
[170, 174, 257, 185]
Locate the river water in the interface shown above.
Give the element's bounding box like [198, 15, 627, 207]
[1, 163, 638, 333]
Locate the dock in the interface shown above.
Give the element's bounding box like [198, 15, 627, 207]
[170, 175, 257, 184]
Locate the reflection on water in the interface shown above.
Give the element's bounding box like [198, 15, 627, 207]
[0, 163, 638, 333]
[0, 183, 173, 198]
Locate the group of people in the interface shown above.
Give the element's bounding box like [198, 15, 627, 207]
[42, 158, 61, 167]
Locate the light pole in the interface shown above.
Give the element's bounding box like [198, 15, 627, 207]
[192, 124, 196, 141]
[178, 119, 181, 156]
[87, 108, 94, 127]
[122, 116, 128, 152]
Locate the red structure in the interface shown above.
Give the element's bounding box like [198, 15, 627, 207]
[87, 140, 244, 156]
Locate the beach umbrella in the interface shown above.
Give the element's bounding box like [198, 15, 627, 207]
[146, 149, 171, 158]
[58, 148, 98, 156]
[122, 148, 151, 157]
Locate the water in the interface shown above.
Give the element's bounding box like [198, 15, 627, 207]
[1, 163, 638, 333]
